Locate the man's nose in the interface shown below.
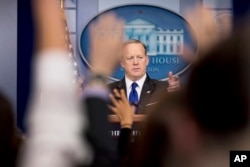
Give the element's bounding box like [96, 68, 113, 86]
[133, 58, 139, 64]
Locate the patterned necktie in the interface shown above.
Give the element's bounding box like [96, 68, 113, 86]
[129, 82, 139, 106]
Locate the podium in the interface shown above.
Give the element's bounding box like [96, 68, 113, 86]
[108, 114, 146, 123]
[108, 114, 146, 138]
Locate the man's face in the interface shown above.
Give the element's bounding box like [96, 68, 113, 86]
[121, 43, 149, 81]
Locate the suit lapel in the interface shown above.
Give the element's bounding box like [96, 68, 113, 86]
[114, 78, 127, 95]
[137, 75, 155, 114]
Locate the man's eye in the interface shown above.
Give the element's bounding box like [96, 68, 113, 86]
[127, 57, 133, 60]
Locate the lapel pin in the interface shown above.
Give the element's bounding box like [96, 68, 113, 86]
[147, 91, 151, 94]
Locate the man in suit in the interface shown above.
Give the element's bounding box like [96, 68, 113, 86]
[109, 39, 180, 114]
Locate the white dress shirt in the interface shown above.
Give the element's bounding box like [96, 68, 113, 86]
[125, 74, 147, 100]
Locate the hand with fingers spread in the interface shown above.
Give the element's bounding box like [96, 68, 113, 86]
[109, 89, 135, 129]
[185, 5, 220, 55]
[167, 71, 181, 92]
[89, 13, 124, 76]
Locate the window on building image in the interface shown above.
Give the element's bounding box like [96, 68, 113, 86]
[177, 35, 180, 41]
[170, 36, 173, 41]
[163, 45, 167, 53]
[176, 44, 181, 53]
[146, 45, 149, 52]
[170, 44, 173, 52]
[157, 44, 160, 52]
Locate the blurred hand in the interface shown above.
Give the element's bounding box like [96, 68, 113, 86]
[89, 13, 124, 76]
[167, 71, 180, 92]
[108, 89, 135, 128]
[185, 5, 219, 55]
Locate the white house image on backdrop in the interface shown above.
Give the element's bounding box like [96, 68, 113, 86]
[124, 18, 184, 55]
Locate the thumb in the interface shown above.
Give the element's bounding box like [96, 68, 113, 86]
[168, 71, 173, 80]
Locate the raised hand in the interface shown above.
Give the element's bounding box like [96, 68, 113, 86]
[185, 5, 220, 55]
[109, 89, 135, 128]
[167, 71, 180, 92]
[89, 13, 124, 76]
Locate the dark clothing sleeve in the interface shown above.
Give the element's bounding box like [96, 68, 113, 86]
[118, 128, 132, 158]
[82, 96, 134, 167]
[83, 97, 120, 167]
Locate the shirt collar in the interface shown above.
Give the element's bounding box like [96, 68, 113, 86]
[125, 74, 147, 89]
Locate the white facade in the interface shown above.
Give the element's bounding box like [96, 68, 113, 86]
[124, 19, 183, 55]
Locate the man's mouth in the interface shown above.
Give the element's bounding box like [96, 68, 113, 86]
[132, 68, 140, 71]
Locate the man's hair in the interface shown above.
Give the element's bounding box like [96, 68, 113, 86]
[123, 39, 147, 55]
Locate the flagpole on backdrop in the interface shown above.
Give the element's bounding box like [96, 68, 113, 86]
[60, 0, 82, 86]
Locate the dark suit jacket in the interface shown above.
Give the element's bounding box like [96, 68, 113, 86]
[83, 97, 119, 167]
[109, 74, 169, 114]
[82, 96, 132, 167]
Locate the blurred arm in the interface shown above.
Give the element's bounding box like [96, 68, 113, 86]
[20, 1, 91, 167]
[32, 0, 65, 51]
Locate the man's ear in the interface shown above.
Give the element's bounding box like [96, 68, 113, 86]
[146, 55, 149, 66]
